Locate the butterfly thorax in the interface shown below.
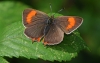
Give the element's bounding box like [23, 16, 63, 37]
[44, 16, 55, 35]
[47, 15, 54, 25]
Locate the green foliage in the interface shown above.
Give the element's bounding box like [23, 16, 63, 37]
[0, 57, 9, 63]
[0, 1, 87, 62]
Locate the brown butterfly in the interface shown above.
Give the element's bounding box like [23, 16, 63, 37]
[22, 8, 83, 45]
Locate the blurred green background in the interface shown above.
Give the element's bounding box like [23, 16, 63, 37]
[0, 0, 100, 63]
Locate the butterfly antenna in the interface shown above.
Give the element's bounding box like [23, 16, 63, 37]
[58, 7, 65, 13]
[49, 3, 52, 14]
[53, 7, 65, 16]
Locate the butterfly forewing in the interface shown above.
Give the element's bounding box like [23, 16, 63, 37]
[54, 16, 83, 34]
[23, 9, 49, 42]
[23, 8, 49, 27]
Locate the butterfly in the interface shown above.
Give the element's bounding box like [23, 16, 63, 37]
[22, 8, 83, 45]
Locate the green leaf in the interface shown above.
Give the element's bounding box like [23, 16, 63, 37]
[0, 1, 87, 62]
[0, 57, 9, 63]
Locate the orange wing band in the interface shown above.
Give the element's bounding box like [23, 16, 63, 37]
[36, 37, 41, 42]
[43, 42, 48, 45]
[26, 10, 36, 24]
[66, 17, 75, 30]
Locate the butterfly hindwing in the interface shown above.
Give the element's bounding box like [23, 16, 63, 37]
[44, 24, 64, 45]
